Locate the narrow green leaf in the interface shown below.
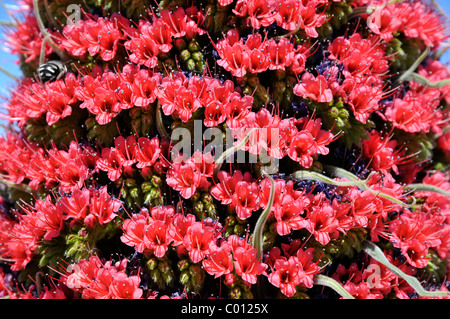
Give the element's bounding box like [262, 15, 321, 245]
[252, 173, 275, 260]
[314, 274, 355, 299]
[363, 241, 450, 298]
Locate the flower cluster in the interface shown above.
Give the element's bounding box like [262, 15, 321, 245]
[0, 0, 449, 300]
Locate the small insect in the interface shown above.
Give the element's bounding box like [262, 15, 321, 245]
[37, 60, 67, 83]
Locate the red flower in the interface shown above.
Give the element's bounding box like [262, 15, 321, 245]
[347, 84, 382, 124]
[293, 72, 333, 103]
[202, 242, 234, 278]
[384, 91, 441, 134]
[298, 0, 327, 38]
[166, 161, 202, 199]
[144, 220, 172, 258]
[211, 171, 253, 205]
[134, 137, 161, 168]
[274, 195, 307, 236]
[109, 273, 143, 299]
[362, 130, 407, 175]
[34, 196, 64, 241]
[287, 130, 317, 168]
[275, 0, 302, 31]
[81, 87, 121, 125]
[160, 7, 204, 39]
[348, 189, 378, 228]
[125, 27, 160, 68]
[120, 210, 150, 253]
[86, 187, 121, 228]
[265, 38, 296, 70]
[169, 213, 196, 247]
[305, 198, 339, 245]
[268, 256, 302, 297]
[96, 148, 126, 182]
[131, 71, 161, 109]
[233, 0, 277, 29]
[367, 6, 402, 42]
[233, 246, 267, 284]
[231, 181, 261, 220]
[217, 40, 250, 78]
[183, 222, 215, 263]
[296, 248, 321, 288]
[173, 86, 202, 122]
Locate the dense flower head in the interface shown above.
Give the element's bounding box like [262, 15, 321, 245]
[0, 0, 448, 301]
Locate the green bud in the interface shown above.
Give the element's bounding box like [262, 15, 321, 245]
[188, 40, 200, 52]
[151, 175, 162, 187]
[233, 224, 245, 236]
[141, 181, 153, 193]
[193, 201, 204, 215]
[177, 258, 190, 272]
[180, 49, 191, 62]
[186, 58, 196, 71]
[195, 61, 205, 72]
[179, 269, 191, 285]
[191, 52, 203, 61]
[189, 264, 205, 292]
[147, 257, 158, 270]
[229, 286, 242, 299]
[129, 187, 140, 199]
[151, 268, 165, 288]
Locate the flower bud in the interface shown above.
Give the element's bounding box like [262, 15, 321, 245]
[180, 49, 191, 62]
[177, 258, 190, 272]
[147, 257, 158, 270]
[229, 286, 242, 299]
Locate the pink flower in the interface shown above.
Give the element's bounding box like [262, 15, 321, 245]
[268, 256, 302, 297]
[211, 170, 253, 205]
[305, 199, 339, 245]
[293, 72, 333, 103]
[120, 211, 150, 253]
[144, 220, 172, 258]
[287, 130, 317, 168]
[202, 242, 234, 278]
[134, 137, 161, 168]
[169, 213, 196, 247]
[183, 222, 215, 263]
[274, 195, 306, 236]
[233, 246, 267, 284]
[86, 187, 121, 228]
[166, 161, 202, 199]
[265, 38, 296, 70]
[231, 181, 261, 220]
[109, 273, 143, 299]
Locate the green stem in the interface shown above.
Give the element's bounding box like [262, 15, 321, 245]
[363, 241, 450, 298]
[397, 46, 430, 83]
[214, 128, 257, 174]
[252, 173, 275, 261]
[290, 170, 368, 187]
[313, 274, 355, 299]
[405, 183, 450, 197]
[407, 73, 450, 88]
[322, 165, 415, 208]
[348, 0, 406, 19]
[0, 65, 19, 81]
[0, 20, 16, 27]
[33, 0, 66, 60]
[156, 101, 171, 140]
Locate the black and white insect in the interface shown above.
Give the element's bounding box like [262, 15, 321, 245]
[37, 60, 67, 83]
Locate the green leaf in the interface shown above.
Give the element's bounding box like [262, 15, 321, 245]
[313, 274, 355, 299]
[363, 241, 450, 298]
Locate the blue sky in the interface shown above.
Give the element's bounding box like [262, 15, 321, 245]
[0, 0, 448, 109]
